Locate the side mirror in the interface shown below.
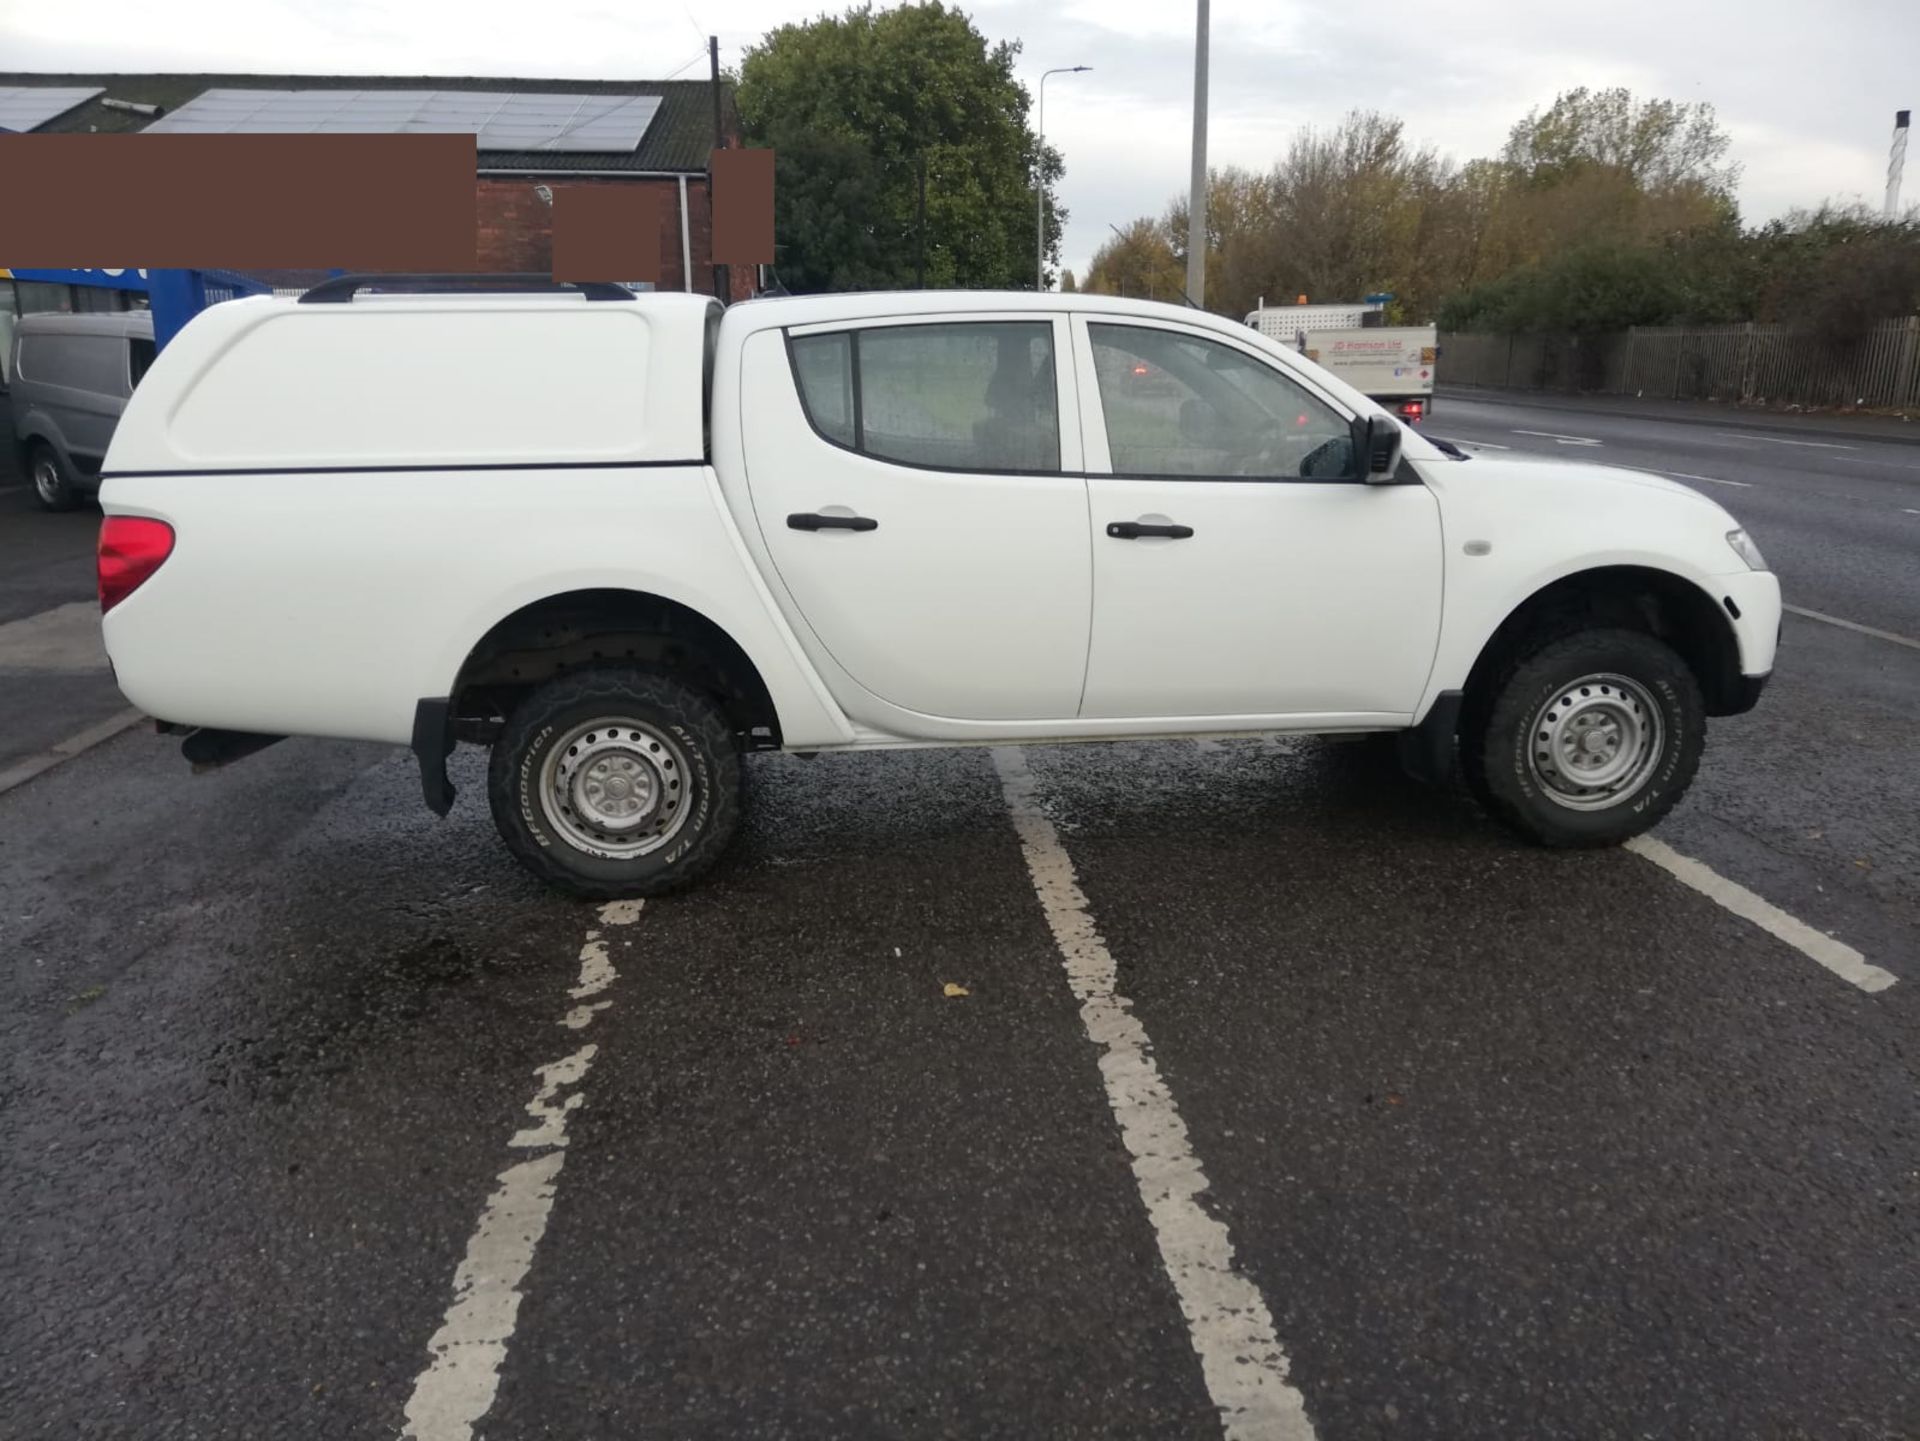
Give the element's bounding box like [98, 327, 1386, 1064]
[1348, 414, 1403, 483]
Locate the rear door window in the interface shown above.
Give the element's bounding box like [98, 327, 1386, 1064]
[790, 321, 1060, 473]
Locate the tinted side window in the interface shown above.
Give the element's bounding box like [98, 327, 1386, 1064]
[129, 338, 157, 389]
[790, 331, 855, 448]
[858, 323, 1057, 472]
[1089, 323, 1354, 480]
[27, 335, 130, 395]
[789, 322, 1060, 473]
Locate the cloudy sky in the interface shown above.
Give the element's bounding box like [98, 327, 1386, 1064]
[4, 0, 1915, 278]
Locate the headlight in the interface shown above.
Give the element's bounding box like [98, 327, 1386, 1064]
[1726, 528, 1768, 572]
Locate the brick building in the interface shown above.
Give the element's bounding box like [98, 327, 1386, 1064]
[0, 73, 755, 301]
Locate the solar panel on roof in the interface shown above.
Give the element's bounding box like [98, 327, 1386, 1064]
[0, 86, 105, 132]
[142, 88, 661, 153]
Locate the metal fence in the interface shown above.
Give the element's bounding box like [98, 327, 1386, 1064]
[1440, 317, 1920, 410]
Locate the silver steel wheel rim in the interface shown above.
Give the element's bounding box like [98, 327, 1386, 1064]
[1526, 672, 1665, 812]
[32, 456, 60, 504]
[538, 715, 692, 859]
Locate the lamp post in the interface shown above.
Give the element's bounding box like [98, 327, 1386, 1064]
[1036, 65, 1091, 291]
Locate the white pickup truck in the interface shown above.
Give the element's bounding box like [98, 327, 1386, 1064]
[96, 276, 1779, 897]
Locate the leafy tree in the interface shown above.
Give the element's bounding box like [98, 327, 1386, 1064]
[1749, 206, 1920, 344]
[736, 2, 1063, 291]
[1502, 87, 1737, 196]
[1080, 218, 1187, 302]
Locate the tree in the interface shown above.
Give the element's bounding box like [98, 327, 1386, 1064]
[736, 2, 1063, 292]
[1059, 269, 1077, 292]
[1080, 218, 1186, 302]
[1502, 87, 1737, 196]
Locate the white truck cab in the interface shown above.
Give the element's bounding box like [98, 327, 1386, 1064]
[96, 275, 1779, 897]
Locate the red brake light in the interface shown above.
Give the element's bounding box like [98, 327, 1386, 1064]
[98, 517, 175, 613]
[1400, 400, 1425, 419]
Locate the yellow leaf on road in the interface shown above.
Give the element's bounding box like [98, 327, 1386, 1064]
[942, 982, 970, 998]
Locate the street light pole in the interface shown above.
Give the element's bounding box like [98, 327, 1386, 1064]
[1187, 0, 1209, 308]
[1036, 65, 1091, 291]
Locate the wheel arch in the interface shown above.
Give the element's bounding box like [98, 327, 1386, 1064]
[449, 587, 783, 749]
[1461, 565, 1747, 720]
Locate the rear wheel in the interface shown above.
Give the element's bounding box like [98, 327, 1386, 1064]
[487, 667, 742, 899]
[28, 444, 81, 512]
[1465, 628, 1704, 847]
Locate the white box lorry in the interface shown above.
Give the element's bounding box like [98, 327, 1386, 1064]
[1248, 303, 1437, 422]
[95, 275, 1777, 897]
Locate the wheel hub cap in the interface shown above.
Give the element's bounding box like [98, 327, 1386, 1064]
[1526, 673, 1664, 812]
[538, 717, 690, 859]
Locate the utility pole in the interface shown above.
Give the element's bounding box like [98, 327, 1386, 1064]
[1035, 65, 1090, 291]
[1889, 110, 1911, 219]
[1186, 0, 1209, 309]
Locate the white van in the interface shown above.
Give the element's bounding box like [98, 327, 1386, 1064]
[9, 312, 157, 510]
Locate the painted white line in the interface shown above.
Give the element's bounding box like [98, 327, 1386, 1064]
[1625, 837, 1896, 993]
[993, 747, 1314, 1441]
[1713, 431, 1856, 450]
[1783, 604, 1920, 652]
[1904, 508, 1920, 515]
[0, 707, 145, 798]
[1666, 470, 1749, 487]
[1513, 429, 1601, 446]
[1617, 465, 1752, 489]
[402, 900, 643, 1441]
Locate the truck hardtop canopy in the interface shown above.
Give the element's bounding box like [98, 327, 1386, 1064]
[104, 288, 720, 475]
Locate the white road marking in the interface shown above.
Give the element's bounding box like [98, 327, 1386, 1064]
[1513, 429, 1602, 446]
[1617, 465, 1752, 489]
[993, 747, 1314, 1441]
[1713, 431, 1856, 450]
[401, 900, 643, 1441]
[1783, 604, 1920, 652]
[1624, 837, 1896, 993]
[1904, 508, 1920, 515]
[1442, 437, 1510, 450]
[0, 707, 146, 798]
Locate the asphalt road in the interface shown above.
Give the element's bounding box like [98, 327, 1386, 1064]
[2, 392, 1915, 1440]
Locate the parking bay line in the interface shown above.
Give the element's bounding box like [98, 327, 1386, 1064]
[993, 747, 1315, 1441]
[1624, 837, 1896, 993]
[401, 899, 644, 1441]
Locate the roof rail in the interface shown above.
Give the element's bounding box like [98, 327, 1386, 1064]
[299, 273, 635, 304]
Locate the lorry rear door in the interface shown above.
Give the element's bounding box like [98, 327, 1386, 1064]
[739, 315, 1091, 723]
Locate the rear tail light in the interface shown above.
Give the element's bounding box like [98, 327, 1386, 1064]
[1399, 399, 1425, 420]
[98, 517, 175, 613]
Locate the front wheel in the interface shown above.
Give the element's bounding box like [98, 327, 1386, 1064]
[1465, 628, 1705, 847]
[487, 667, 742, 899]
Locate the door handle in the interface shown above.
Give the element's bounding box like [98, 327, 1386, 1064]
[788, 512, 879, 532]
[1106, 521, 1194, 540]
